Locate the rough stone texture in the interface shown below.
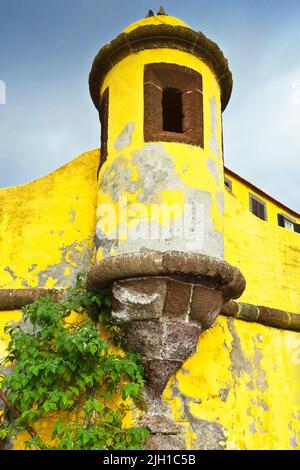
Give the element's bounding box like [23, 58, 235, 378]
[221, 299, 240, 317]
[164, 322, 201, 361]
[144, 359, 183, 398]
[112, 277, 167, 323]
[87, 250, 245, 299]
[0, 288, 63, 311]
[110, 275, 221, 367]
[258, 306, 293, 330]
[106, 269, 233, 449]
[124, 321, 164, 360]
[144, 63, 203, 147]
[99, 88, 109, 168]
[88, 251, 246, 451]
[163, 278, 192, 319]
[145, 434, 186, 450]
[190, 285, 223, 330]
[220, 301, 300, 333]
[139, 414, 178, 435]
[239, 303, 260, 322]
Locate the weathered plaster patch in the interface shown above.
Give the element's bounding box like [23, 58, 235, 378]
[206, 158, 220, 186]
[69, 210, 76, 223]
[132, 144, 178, 204]
[114, 122, 135, 152]
[100, 155, 134, 201]
[28, 264, 37, 273]
[4, 267, 17, 281]
[228, 318, 253, 378]
[290, 432, 298, 449]
[37, 240, 93, 287]
[209, 96, 221, 159]
[95, 227, 118, 257]
[215, 191, 224, 216]
[228, 319, 268, 396]
[98, 143, 224, 258]
[249, 420, 257, 435]
[256, 397, 269, 412]
[171, 380, 227, 450]
[3, 266, 29, 288]
[253, 339, 268, 393]
[218, 388, 229, 402]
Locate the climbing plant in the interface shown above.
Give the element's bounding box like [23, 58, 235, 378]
[0, 273, 149, 450]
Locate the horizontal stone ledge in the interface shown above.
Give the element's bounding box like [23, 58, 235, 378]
[87, 251, 246, 300]
[0, 288, 63, 311]
[0, 286, 298, 334]
[221, 301, 300, 333]
[89, 24, 232, 112]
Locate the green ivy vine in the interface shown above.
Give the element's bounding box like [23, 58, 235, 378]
[0, 273, 149, 450]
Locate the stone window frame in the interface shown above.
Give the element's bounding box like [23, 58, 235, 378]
[98, 87, 109, 175]
[249, 193, 267, 221]
[144, 63, 204, 147]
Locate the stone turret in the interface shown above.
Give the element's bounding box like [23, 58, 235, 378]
[87, 10, 245, 448]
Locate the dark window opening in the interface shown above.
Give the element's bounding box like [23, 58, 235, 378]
[144, 63, 203, 146]
[98, 88, 109, 177]
[224, 178, 232, 191]
[249, 194, 267, 221]
[278, 214, 296, 232]
[162, 87, 183, 133]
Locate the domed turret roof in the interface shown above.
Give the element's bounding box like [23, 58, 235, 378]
[124, 14, 188, 33]
[89, 11, 232, 112]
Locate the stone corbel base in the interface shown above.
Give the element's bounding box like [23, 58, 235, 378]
[87, 251, 245, 449]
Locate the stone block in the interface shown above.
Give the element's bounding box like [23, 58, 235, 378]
[163, 278, 192, 319]
[111, 277, 167, 323]
[190, 285, 223, 330]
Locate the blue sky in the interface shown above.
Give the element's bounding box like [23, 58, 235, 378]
[0, 0, 299, 210]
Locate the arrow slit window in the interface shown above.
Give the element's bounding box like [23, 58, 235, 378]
[99, 88, 109, 169]
[144, 63, 204, 146]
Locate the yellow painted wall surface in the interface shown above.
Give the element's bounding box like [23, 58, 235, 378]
[0, 150, 99, 290]
[0, 12, 299, 449]
[224, 187, 300, 314]
[224, 170, 300, 225]
[96, 48, 224, 259]
[164, 315, 300, 450]
[1, 309, 299, 450]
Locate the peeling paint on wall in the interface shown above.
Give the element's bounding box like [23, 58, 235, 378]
[114, 122, 135, 152]
[209, 96, 221, 159]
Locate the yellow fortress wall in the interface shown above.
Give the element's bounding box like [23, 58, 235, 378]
[165, 315, 300, 450]
[0, 138, 299, 451]
[224, 186, 300, 314]
[0, 11, 299, 451]
[0, 150, 99, 290]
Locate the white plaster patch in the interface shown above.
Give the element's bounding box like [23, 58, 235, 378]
[209, 96, 221, 159]
[114, 122, 135, 152]
[206, 157, 220, 186]
[98, 143, 224, 259]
